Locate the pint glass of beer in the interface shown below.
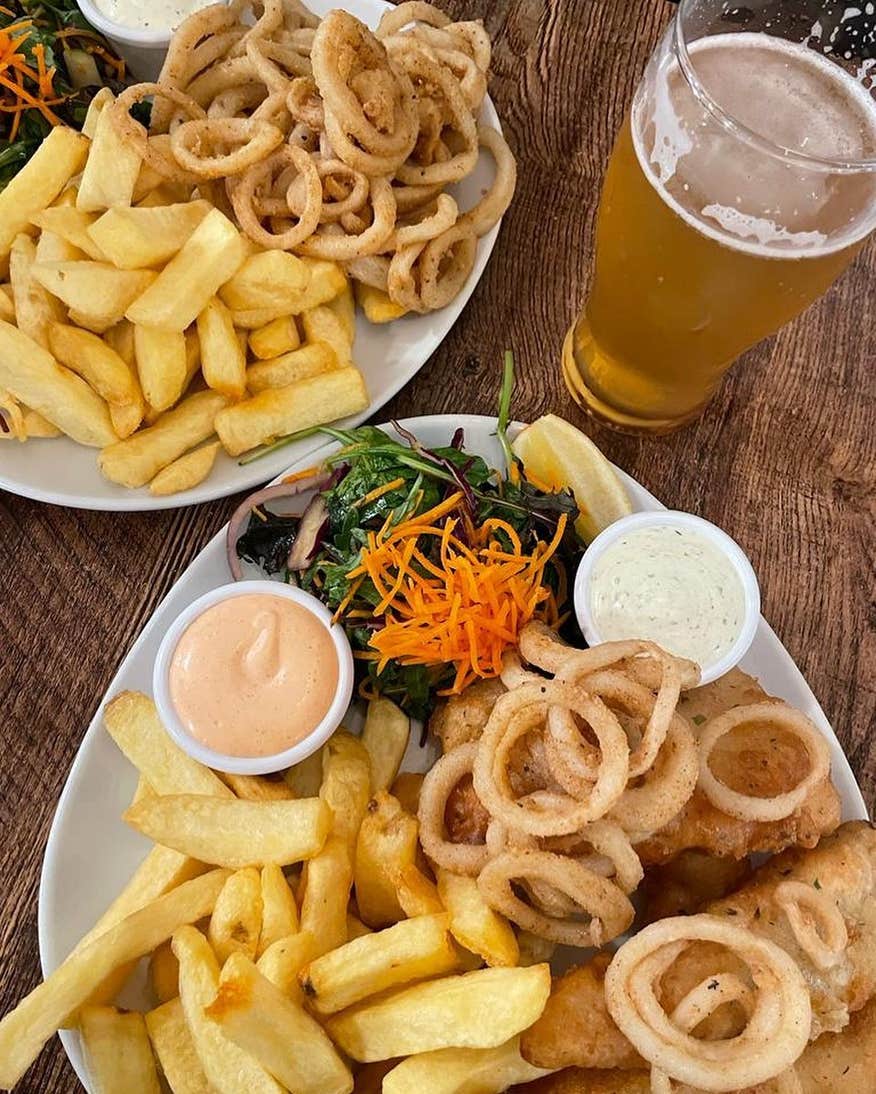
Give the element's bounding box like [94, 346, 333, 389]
[563, 0, 876, 432]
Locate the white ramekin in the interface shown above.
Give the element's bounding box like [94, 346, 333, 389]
[573, 510, 761, 686]
[153, 579, 354, 775]
[76, 0, 178, 80]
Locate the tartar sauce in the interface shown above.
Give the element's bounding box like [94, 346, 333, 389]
[169, 593, 339, 758]
[587, 524, 747, 670]
[93, 0, 214, 32]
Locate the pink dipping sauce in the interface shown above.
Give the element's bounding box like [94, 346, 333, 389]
[169, 593, 339, 758]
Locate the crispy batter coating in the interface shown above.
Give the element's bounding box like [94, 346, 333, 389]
[428, 677, 507, 752]
[641, 850, 751, 922]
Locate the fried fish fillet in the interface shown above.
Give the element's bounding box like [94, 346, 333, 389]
[512, 995, 876, 1092]
[641, 850, 751, 922]
[637, 669, 841, 865]
[521, 822, 876, 1070]
[428, 677, 507, 752]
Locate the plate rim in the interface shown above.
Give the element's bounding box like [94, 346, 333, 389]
[36, 412, 869, 1090]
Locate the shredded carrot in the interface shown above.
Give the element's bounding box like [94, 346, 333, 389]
[282, 465, 320, 484]
[346, 501, 567, 696]
[356, 476, 406, 508]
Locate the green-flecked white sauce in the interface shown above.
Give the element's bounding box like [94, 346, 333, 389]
[588, 524, 746, 670]
[94, 0, 213, 32]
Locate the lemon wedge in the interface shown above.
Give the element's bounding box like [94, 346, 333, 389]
[511, 414, 633, 543]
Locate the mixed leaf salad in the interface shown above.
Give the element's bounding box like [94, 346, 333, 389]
[227, 357, 585, 719]
[0, 1, 127, 189]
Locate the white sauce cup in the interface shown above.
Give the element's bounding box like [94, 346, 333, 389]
[153, 579, 354, 775]
[76, 0, 175, 80]
[573, 510, 761, 686]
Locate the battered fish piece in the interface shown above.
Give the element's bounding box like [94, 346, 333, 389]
[638, 669, 840, 865]
[428, 677, 507, 752]
[512, 996, 876, 1092]
[641, 850, 751, 922]
[521, 823, 876, 1070]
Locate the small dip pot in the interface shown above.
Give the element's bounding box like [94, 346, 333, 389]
[573, 510, 761, 686]
[153, 580, 354, 775]
[76, 0, 193, 80]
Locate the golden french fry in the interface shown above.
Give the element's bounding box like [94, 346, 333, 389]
[88, 201, 212, 269]
[148, 940, 179, 1004]
[31, 206, 109, 261]
[0, 126, 89, 259]
[197, 295, 246, 398]
[355, 281, 407, 323]
[219, 250, 309, 311]
[104, 691, 232, 797]
[320, 732, 372, 859]
[48, 323, 139, 407]
[35, 227, 85, 264]
[390, 771, 424, 816]
[77, 100, 143, 213]
[257, 931, 315, 997]
[145, 997, 211, 1094]
[394, 862, 443, 918]
[134, 324, 187, 412]
[381, 1036, 552, 1094]
[10, 234, 64, 349]
[437, 871, 519, 968]
[216, 366, 369, 456]
[346, 913, 373, 941]
[354, 791, 418, 928]
[109, 395, 145, 438]
[0, 319, 116, 447]
[33, 262, 156, 333]
[284, 747, 324, 798]
[81, 86, 113, 139]
[104, 319, 136, 367]
[258, 865, 299, 956]
[295, 258, 348, 308]
[228, 305, 290, 329]
[126, 208, 246, 331]
[0, 870, 229, 1089]
[301, 913, 457, 1015]
[208, 867, 263, 963]
[246, 342, 336, 394]
[327, 964, 552, 1062]
[99, 389, 229, 488]
[300, 835, 352, 958]
[0, 283, 14, 322]
[301, 305, 353, 368]
[173, 926, 283, 1094]
[219, 772, 296, 801]
[362, 699, 410, 792]
[205, 952, 353, 1094]
[149, 441, 220, 496]
[79, 1005, 161, 1094]
[328, 279, 355, 341]
[130, 775, 153, 808]
[248, 315, 300, 360]
[19, 407, 61, 438]
[124, 794, 332, 868]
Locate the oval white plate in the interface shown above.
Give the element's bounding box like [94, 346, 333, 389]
[37, 415, 867, 1091]
[0, 0, 504, 512]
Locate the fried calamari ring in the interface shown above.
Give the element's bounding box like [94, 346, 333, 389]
[375, 1, 451, 38]
[207, 84, 267, 118]
[295, 176, 395, 258]
[230, 144, 321, 249]
[417, 222, 476, 310]
[392, 193, 457, 248]
[345, 253, 390, 291]
[458, 125, 518, 238]
[312, 11, 417, 174]
[110, 84, 206, 183]
[473, 683, 629, 837]
[698, 702, 831, 822]
[774, 880, 848, 970]
[518, 620, 572, 674]
[478, 849, 635, 947]
[171, 116, 285, 178]
[418, 742, 490, 876]
[286, 75, 324, 129]
[246, 34, 312, 90]
[185, 55, 259, 107]
[287, 158, 369, 223]
[609, 717, 698, 839]
[500, 649, 545, 690]
[605, 914, 811, 1092]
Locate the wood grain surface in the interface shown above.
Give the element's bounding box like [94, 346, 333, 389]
[1, 1, 874, 1089]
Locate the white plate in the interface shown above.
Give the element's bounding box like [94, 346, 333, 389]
[37, 414, 867, 1091]
[0, 0, 503, 512]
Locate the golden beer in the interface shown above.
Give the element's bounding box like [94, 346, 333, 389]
[565, 28, 876, 432]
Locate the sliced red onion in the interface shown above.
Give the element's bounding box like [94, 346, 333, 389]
[287, 494, 329, 571]
[226, 473, 330, 580]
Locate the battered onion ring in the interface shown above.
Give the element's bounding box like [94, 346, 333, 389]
[418, 222, 476, 310]
[392, 192, 457, 248]
[518, 621, 572, 674]
[477, 849, 635, 946]
[418, 742, 490, 876]
[376, 1, 451, 38]
[109, 84, 205, 183]
[458, 125, 518, 237]
[698, 702, 831, 822]
[312, 11, 417, 170]
[473, 683, 629, 837]
[230, 144, 322, 249]
[605, 914, 811, 1093]
[295, 176, 395, 258]
[171, 116, 284, 178]
[774, 880, 848, 970]
[609, 717, 698, 839]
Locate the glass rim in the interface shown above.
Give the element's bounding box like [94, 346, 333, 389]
[674, 0, 876, 174]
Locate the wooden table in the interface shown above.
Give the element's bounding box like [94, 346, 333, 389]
[1, 1, 874, 1089]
